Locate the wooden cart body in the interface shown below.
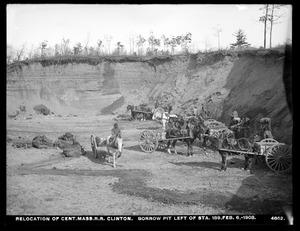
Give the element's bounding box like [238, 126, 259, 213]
[139, 130, 192, 153]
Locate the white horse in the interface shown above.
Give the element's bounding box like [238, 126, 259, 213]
[94, 135, 123, 168]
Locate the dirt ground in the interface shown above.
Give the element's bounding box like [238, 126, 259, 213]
[6, 114, 293, 216]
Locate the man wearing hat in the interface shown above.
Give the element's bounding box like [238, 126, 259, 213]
[108, 123, 121, 142]
[229, 110, 241, 129]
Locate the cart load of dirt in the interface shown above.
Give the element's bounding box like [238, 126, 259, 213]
[32, 135, 54, 149]
[33, 104, 51, 115]
[54, 132, 85, 157]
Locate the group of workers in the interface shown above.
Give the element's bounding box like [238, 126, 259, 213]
[229, 110, 274, 139]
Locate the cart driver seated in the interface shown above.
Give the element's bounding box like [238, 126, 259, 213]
[106, 123, 123, 155]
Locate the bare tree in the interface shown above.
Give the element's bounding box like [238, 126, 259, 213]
[15, 44, 26, 61]
[96, 39, 102, 55]
[55, 44, 60, 56]
[83, 33, 90, 55]
[202, 36, 212, 53]
[126, 32, 135, 54]
[259, 4, 269, 49]
[104, 35, 113, 54]
[60, 38, 71, 55]
[7, 44, 15, 64]
[40, 40, 48, 57]
[268, 4, 286, 48]
[179, 32, 192, 53]
[213, 25, 222, 50]
[73, 42, 83, 55]
[136, 34, 146, 55]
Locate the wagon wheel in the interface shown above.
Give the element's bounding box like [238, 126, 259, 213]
[90, 135, 97, 159]
[265, 144, 292, 173]
[260, 138, 278, 144]
[139, 130, 158, 153]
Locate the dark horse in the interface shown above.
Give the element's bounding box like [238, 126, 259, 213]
[216, 117, 259, 171]
[165, 116, 205, 156]
[126, 105, 153, 121]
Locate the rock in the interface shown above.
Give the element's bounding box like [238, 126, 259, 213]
[33, 104, 50, 115]
[32, 135, 53, 149]
[19, 105, 26, 112]
[62, 144, 84, 157]
[8, 110, 19, 119]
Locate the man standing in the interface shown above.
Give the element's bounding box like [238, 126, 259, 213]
[193, 106, 198, 116]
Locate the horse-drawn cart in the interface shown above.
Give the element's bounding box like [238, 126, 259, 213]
[127, 104, 155, 121]
[139, 130, 192, 153]
[218, 137, 292, 173]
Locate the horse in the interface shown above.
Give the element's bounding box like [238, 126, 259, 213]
[217, 116, 260, 171]
[95, 135, 123, 168]
[165, 116, 203, 156]
[127, 104, 153, 121]
[126, 105, 144, 121]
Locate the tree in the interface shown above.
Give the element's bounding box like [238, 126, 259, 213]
[202, 36, 213, 53]
[126, 32, 135, 54]
[15, 44, 27, 61]
[213, 25, 222, 50]
[179, 32, 192, 53]
[268, 4, 286, 48]
[54, 44, 60, 56]
[96, 39, 102, 55]
[60, 38, 71, 55]
[168, 35, 180, 55]
[83, 33, 90, 55]
[259, 4, 269, 49]
[161, 35, 170, 52]
[7, 44, 15, 64]
[113, 42, 125, 55]
[230, 29, 250, 49]
[104, 35, 113, 54]
[73, 42, 82, 55]
[136, 35, 146, 55]
[40, 41, 47, 57]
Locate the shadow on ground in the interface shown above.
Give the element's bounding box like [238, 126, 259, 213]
[83, 150, 116, 167]
[170, 161, 221, 171]
[224, 170, 293, 215]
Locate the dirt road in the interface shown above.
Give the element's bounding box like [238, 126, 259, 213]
[6, 115, 292, 216]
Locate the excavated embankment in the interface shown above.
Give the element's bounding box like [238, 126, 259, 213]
[6, 50, 292, 144]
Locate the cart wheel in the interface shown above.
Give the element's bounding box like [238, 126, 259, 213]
[91, 135, 97, 159]
[139, 130, 158, 153]
[265, 144, 292, 173]
[260, 138, 278, 144]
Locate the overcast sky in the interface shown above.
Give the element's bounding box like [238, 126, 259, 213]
[7, 4, 292, 52]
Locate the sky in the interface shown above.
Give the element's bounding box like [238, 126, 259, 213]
[7, 4, 292, 53]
